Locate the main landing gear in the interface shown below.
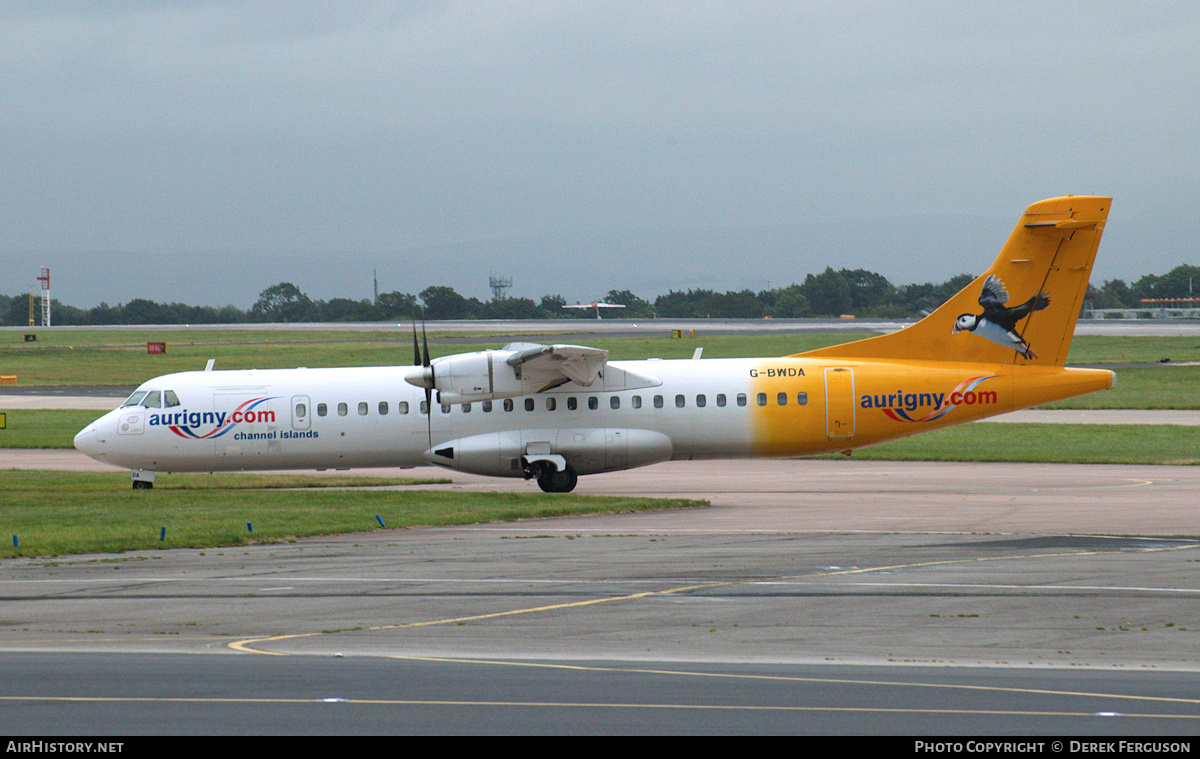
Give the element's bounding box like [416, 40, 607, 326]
[522, 455, 579, 493]
[536, 465, 578, 493]
[522, 460, 579, 493]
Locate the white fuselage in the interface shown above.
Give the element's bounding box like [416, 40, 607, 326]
[73, 359, 782, 477]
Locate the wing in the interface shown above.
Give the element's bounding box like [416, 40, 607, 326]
[994, 291, 1051, 328]
[978, 275, 1010, 310]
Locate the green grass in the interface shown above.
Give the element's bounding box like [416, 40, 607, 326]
[823, 422, 1200, 465]
[1064, 335, 1200, 364]
[1, 335, 419, 385]
[0, 409, 100, 448]
[587, 332, 877, 360]
[0, 329, 875, 385]
[0, 471, 705, 558]
[6, 328, 1197, 387]
[1040, 365, 1200, 409]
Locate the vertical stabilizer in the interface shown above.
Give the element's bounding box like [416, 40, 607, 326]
[796, 196, 1111, 366]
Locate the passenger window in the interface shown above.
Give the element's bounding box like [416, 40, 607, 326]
[777, 392, 787, 406]
[504, 398, 514, 412]
[379, 401, 388, 415]
[716, 394, 726, 407]
[632, 396, 642, 409]
[610, 396, 620, 410]
[567, 397, 578, 410]
[588, 396, 598, 410]
[295, 402, 307, 418]
[696, 394, 706, 408]
[317, 403, 328, 417]
[462, 403, 471, 413]
[546, 397, 556, 411]
[163, 390, 181, 407]
[482, 401, 492, 412]
[654, 395, 664, 409]
[757, 393, 767, 407]
[525, 398, 535, 412]
[441, 404, 451, 414]
[797, 392, 808, 406]
[358, 402, 369, 415]
[675, 394, 685, 408]
[338, 402, 348, 416]
[737, 393, 747, 407]
[420, 400, 429, 415]
[399, 401, 409, 414]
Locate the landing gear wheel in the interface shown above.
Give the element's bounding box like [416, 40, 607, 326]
[132, 480, 153, 490]
[537, 465, 578, 493]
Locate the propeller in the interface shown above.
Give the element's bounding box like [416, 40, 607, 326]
[410, 314, 434, 448]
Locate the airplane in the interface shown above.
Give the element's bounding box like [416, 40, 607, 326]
[75, 196, 1113, 493]
[564, 301, 627, 319]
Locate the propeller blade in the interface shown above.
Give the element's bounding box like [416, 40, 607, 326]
[421, 316, 433, 448]
[421, 321, 430, 367]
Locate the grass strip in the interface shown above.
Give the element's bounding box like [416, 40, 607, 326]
[0, 410, 101, 448]
[5, 330, 1200, 388]
[1062, 335, 1200, 364]
[0, 471, 705, 558]
[821, 422, 1200, 465]
[1039, 365, 1200, 409]
[0, 331, 874, 385]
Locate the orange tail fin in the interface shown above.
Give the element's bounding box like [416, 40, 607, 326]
[796, 196, 1111, 367]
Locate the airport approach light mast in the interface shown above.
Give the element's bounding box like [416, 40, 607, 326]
[37, 267, 50, 327]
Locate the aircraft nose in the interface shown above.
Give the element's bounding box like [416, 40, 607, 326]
[74, 424, 99, 458]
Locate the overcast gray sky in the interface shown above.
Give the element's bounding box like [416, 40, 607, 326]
[2, 1, 1197, 309]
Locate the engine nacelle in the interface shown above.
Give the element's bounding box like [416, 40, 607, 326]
[424, 428, 673, 477]
[404, 350, 535, 404]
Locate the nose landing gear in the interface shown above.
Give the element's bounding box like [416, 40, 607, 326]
[131, 470, 156, 490]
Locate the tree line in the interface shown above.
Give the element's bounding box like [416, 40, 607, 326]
[4, 265, 1198, 326]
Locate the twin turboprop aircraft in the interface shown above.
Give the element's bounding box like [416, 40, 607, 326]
[75, 196, 1114, 492]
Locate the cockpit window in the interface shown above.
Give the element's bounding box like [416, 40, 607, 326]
[163, 390, 181, 407]
[142, 390, 162, 408]
[121, 391, 148, 408]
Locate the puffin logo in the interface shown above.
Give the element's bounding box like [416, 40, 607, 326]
[953, 275, 1050, 359]
[866, 376, 998, 423]
[150, 397, 278, 439]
